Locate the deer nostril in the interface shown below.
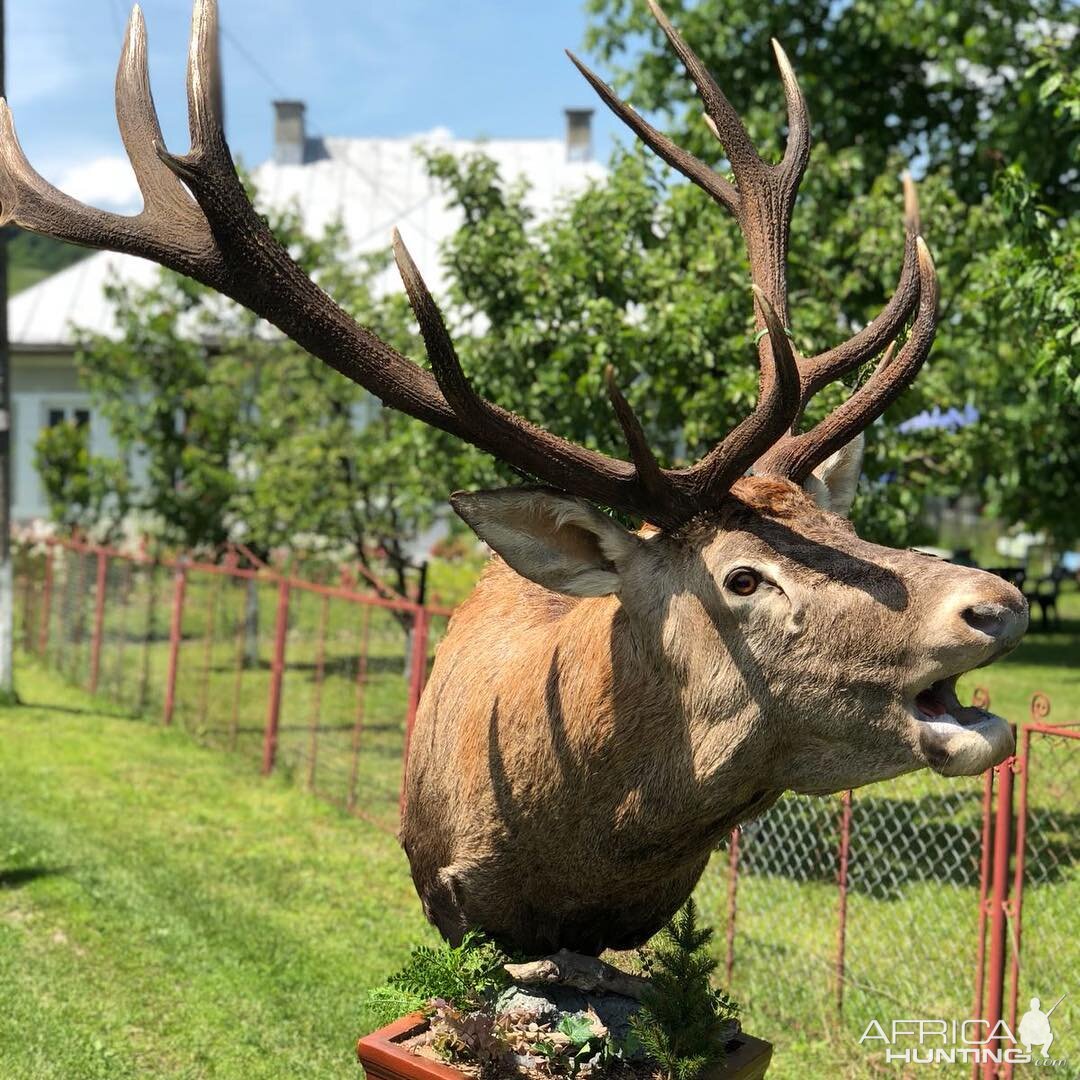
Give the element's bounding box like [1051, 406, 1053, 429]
[961, 602, 1009, 639]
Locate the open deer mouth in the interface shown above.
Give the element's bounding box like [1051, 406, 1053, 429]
[909, 673, 1013, 776]
[913, 675, 984, 728]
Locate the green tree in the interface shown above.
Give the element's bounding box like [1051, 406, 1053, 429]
[33, 419, 129, 534]
[584, 0, 1077, 208]
[79, 269, 240, 550]
[953, 165, 1080, 546]
[412, 0, 1077, 549]
[632, 900, 738, 1080]
[71, 191, 441, 599]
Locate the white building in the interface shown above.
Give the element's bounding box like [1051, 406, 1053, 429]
[8, 103, 604, 520]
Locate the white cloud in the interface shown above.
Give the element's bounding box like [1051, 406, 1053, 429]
[53, 156, 142, 213]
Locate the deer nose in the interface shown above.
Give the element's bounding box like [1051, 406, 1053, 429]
[959, 593, 1028, 644]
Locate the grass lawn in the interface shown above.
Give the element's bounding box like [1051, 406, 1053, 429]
[0, 660, 437, 1080]
[5, 562, 1076, 1080]
[19, 550, 457, 833]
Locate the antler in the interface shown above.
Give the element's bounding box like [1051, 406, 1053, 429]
[569, 0, 937, 484]
[0, 0, 934, 530]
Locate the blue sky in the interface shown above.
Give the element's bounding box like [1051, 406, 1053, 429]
[9, 0, 625, 210]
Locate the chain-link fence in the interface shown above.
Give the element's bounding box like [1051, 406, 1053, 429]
[692, 692, 1078, 1076]
[694, 772, 989, 1058]
[14, 536, 450, 834]
[1001, 713, 1078, 1078]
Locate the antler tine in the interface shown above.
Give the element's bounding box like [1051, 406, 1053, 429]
[771, 39, 810, 197]
[391, 229, 688, 520]
[565, 51, 738, 215]
[685, 286, 802, 500]
[391, 228, 487, 426]
[758, 238, 938, 482]
[0, 98, 155, 253]
[154, 0, 225, 187]
[796, 174, 921, 404]
[0, 2, 210, 259]
[646, 0, 762, 183]
[603, 366, 669, 502]
[187, 0, 224, 152]
[116, 5, 201, 221]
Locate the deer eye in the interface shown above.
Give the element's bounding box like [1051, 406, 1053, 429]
[725, 568, 761, 596]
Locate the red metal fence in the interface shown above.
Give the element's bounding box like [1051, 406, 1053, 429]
[695, 690, 1078, 1077]
[988, 712, 1077, 1079]
[15, 535, 451, 834]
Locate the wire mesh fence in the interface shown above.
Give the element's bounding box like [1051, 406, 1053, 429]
[1000, 712, 1079, 1077]
[692, 691, 1078, 1075]
[694, 771, 990, 1052]
[14, 536, 450, 835]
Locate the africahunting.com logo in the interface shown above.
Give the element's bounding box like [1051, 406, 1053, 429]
[858, 993, 1068, 1067]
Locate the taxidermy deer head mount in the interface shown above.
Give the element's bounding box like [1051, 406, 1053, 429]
[0, 0, 1027, 955]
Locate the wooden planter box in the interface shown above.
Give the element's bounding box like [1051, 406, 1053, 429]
[358, 1012, 772, 1080]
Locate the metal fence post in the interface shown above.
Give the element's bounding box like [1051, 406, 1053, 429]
[261, 577, 290, 776]
[981, 732, 1017, 1080]
[88, 549, 107, 693]
[1002, 721, 1033, 1080]
[137, 559, 159, 713]
[306, 593, 330, 791]
[835, 789, 853, 1016]
[162, 563, 187, 725]
[228, 585, 247, 752]
[400, 606, 430, 809]
[725, 826, 741, 986]
[971, 766, 995, 1064]
[37, 545, 54, 656]
[347, 605, 372, 812]
[197, 573, 221, 726]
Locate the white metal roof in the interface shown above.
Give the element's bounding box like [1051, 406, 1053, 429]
[10, 127, 605, 349]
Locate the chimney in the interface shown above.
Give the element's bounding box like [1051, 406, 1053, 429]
[273, 100, 307, 165]
[564, 108, 594, 163]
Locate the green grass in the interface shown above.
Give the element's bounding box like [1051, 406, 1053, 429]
[7, 558, 1077, 1079]
[18, 550, 454, 832]
[0, 660, 437, 1080]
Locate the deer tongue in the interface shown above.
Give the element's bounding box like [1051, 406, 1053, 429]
[916, 678, 987, 728]
[915, 686, 950, 718]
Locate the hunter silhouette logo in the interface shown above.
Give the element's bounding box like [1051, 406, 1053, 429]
[858, 993, 1069, 1067]
[1018, 995, 1065, 1059]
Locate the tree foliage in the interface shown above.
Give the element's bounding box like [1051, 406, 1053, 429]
[73, 190, 448, 596]
[33, 420, 129, 533]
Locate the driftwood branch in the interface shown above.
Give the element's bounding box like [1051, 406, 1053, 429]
[504, 950, 650, 1001]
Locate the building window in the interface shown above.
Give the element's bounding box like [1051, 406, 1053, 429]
[44, 405, 90, 429]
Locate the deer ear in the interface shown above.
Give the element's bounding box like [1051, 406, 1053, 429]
[450, 488, 641, 597]
[802, 434, 864, 518]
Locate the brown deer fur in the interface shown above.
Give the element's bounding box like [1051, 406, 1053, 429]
[401, 476, 1026, 954]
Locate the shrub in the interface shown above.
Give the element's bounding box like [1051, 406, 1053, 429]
[631, 900, 739, 1080]
[365, 931, 511, 1027]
